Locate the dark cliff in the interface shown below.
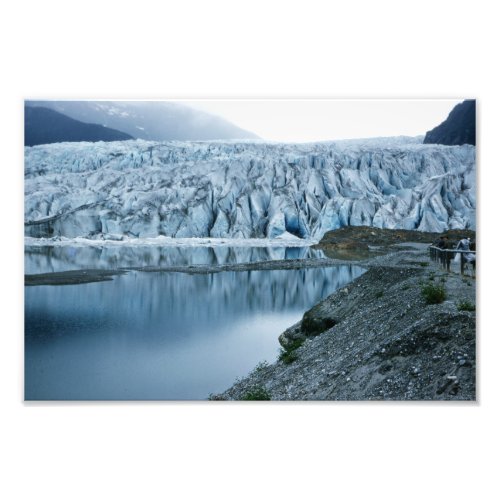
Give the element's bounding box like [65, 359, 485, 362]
[424, 100, 476, 146]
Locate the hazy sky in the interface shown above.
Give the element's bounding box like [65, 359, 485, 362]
[182, 99, 462, 142]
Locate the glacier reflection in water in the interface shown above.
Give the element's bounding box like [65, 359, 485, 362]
[24, 244, 325, 274]
[25, 247, 365, 400]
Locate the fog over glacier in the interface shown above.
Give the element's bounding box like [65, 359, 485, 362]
[24, 137, 475, 241]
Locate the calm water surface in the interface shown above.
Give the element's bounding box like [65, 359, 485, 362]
[25, 246, 365, 400]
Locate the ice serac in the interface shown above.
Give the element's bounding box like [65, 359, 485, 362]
[24, 138, 476, 240]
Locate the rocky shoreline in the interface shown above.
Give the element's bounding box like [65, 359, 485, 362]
[25, 227, 477, 401]
[215, 241, 476, 401]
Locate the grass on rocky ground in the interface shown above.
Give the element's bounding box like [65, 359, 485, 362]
[251, 361, 269, 373]
[239, 386, 271, 401]
[279, 338, 305, 364]
[457, 300, 475, 312]
[421, 282, 447, 304]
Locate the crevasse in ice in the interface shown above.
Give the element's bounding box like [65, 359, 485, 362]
[24, 138, 476, 240]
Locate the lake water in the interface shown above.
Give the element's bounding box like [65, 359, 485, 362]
[24, 244, 325, 273]
[25, 245, 365, 400]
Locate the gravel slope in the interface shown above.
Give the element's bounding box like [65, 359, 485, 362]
[216, 244, 476, 401]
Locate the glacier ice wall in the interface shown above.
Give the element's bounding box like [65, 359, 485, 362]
[24, 139, 476, 240]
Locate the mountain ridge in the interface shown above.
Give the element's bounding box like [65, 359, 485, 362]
[424, 100, 476, 146]
[25, 106, 134, 146]
[25, 100, 259, 142]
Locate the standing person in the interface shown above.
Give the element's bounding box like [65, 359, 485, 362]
[465, 239, 476, 267]
[456, 237, 471, 251]
[436, 236, 446, 249]
[456, 237, 475, 271]
[454, 236, 469, 264]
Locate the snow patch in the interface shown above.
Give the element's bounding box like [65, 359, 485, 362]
[24, 236, 318, 248]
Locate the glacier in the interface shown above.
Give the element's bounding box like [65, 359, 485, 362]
[24, 138, 476, 241]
